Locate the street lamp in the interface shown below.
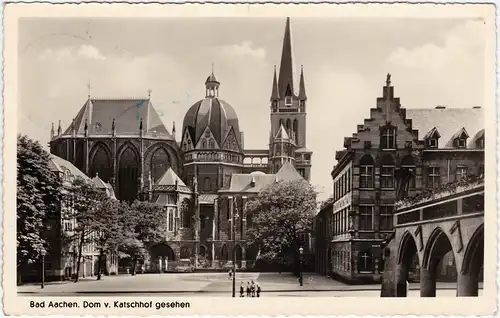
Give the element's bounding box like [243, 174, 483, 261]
[231, 199, 240, 298]
[299, 247, 304, 287]
[40, 250, 46, 289]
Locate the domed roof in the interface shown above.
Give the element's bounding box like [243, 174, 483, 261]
[206, 73, 219, 83]
[182, 95, 241, 146]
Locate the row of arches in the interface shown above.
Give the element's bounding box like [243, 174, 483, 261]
[89, 142, 177, 202]
[397, 224, 483, 297]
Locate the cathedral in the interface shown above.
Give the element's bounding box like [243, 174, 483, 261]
[49, 17, 313, 271]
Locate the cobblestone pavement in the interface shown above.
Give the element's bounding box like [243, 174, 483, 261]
[17, 272, 482, 297]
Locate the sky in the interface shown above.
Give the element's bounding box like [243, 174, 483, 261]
[18, 17, 486, 200]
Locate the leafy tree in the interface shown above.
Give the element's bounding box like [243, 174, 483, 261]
[119, 200, 167, 275]
[70, 176, 107, 282]
[17, 135, 62, 284]
[246, 179, 317, 272]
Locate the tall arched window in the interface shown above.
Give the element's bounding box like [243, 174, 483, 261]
[293, 119, 298, 141]
[209, 139, 215, 149]
[151, 147, 170, 183]
[286, 119, 291, 132]
[204, 177, 211, 191]
[401, 155, 416, 189]
[202, 140, 207, 149]
[359, 155, 374, 188]
[90, 146, 111, 182]
[380, 155, 395, 189]
[118, 147, 139, 203]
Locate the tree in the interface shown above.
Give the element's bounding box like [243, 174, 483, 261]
[246, 179, 317, 271]
[70, 176, 107, 282]
[17, 135, 62, 284]
[119, 200, 167, 275]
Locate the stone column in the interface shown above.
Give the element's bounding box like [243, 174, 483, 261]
[457, 272, 479, 296]
[394, 263, 409, 297]
[420, 266, 437, 297]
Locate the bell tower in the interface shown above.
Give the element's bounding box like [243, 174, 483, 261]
[269, 17, 312, 180]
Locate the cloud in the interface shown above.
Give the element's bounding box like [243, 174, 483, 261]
[387, 20, 484, 70]
[217, 41, 266, 60]
[39, 44, 106, 61]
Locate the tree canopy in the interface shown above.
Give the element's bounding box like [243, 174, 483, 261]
[17, 135, 62, 270]
[246, 179, 317, 263]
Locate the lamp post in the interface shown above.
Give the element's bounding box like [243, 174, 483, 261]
[41, 250, 46, 289]
[229, 197, 240, 298]
[299, 247, 304, 287]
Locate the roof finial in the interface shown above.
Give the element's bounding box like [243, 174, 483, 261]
[386, 73, 391, 87]
[211, 62, 215, 75]
[87, 79, 91, 98]
[147, 89, 152, 99]
[57, 120, 62, 135]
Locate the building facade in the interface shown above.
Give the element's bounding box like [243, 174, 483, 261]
[321, 75, 484, 283]
[49, 17, 313, 271]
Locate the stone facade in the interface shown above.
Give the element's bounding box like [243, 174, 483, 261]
[318, 75, 484, 283]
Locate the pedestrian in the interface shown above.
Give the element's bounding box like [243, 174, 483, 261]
[240, 282, 245, 297]
[251, 280, 256, 297]
[246, 281, 251, 297]
[256, 282, 261, 298]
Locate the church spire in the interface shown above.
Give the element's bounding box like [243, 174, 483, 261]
[270, 65, 280, 100]
[298, 65, 307, 100]
[278, 17, 297, 98]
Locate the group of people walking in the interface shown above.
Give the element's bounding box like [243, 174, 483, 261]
[240, 280, 261, 297]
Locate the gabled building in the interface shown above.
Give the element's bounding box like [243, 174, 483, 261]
[325, 75, 484, 283]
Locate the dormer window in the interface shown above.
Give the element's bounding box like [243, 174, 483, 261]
[428, 138, 438, 148]
[451, 127, 469, 149]
[380, 125, 396, 150]
[424, 127, 441, 149]
[285, 96, 292, 106]
[456, 138, 467, 148]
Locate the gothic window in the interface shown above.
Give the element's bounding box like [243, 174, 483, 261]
[202, 139, 207, 149]
[279, 119, 283, 129]
[359, 155, 374, 188]
[286, 119, 291, 132]
[204, 177, 211, 191]
[150, 147, 170, 183]
[118, 147, 139, 203]
[380, 126, 396, 150]
[300, 100, 305, 111]
[285, 96, 292, 106]
[401, 155, 416, 189]
[293, 119, 298, 141]
[379, 205, 393, 230]
[456, 166, 468, 181]
[380, 155, 395, 189]
[358, 250, 373, 272]
[427, 166, 440, 188]
[272, 101, 278, 112]
[359, 205, 373, 230]
[180, 246, 190, 259]
[90, 146, 111, 183]
[209, 139, 215, 149]
[168, 209, 174, 232]
[181, 199, 190, 228]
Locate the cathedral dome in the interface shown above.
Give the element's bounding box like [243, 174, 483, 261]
[182, 72, 241, 148]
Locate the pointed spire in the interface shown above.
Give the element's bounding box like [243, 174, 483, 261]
[278, 17, 297, 98]
[57, 120, 62, 136]
[172, 121, 176, 140]
[50, 122, 55, 139]
[270, 65, 280, 101]
[298, 65, 307, 100]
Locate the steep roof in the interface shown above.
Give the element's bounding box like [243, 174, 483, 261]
[406, 108, 484, 149]
[278, 17, 298, 98]
[274, 123, 290, 139]
[48, 154, 89, 180]
[223, 162, 304, 194]
[92, 175, 117, 199]
[61, 98, 173, 139]
[155, 167, 186, 186]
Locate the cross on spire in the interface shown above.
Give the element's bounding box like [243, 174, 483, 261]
[87, 79, 91, 98]
[147, 89, 152, 98]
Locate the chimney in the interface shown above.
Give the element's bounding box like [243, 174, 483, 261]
[435, 105, 446, 109]
[473, 106, 482, 109]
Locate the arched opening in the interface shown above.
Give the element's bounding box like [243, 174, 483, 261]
[220, 244, 229, 261]
[293, 119, 298, 141]
[118, 147, 139, 203]
[150, 147, 170, 183]
[199, 245, 207, 258]
[150, 244, 176, 273]
[459, 225, 484, 296]
[396, 232, 420, 297]
[90, 145, 111, 183]
[234, 245, 243, 268]
[286, 119, 291, 132]
[359, 155, 374, 188]
[422, 228, 456, 297]
[180, 198, 191, 228]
